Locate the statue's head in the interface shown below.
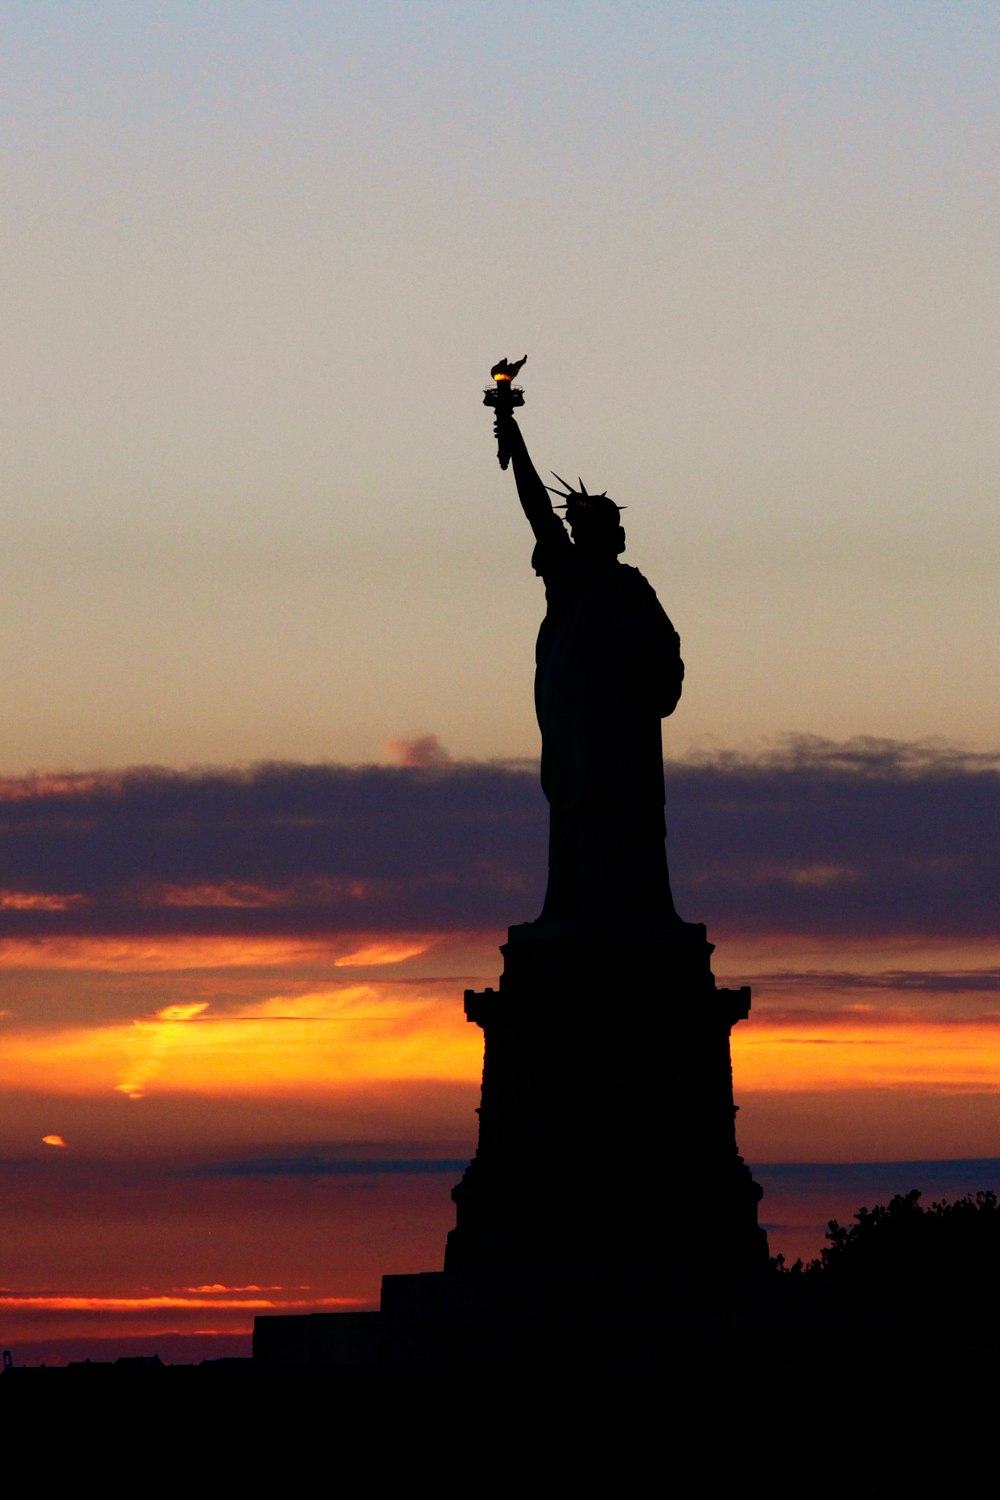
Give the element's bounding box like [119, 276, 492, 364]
[546, 474, 626, 558]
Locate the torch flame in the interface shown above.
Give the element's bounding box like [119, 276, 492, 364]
[491, 356, 526, 382]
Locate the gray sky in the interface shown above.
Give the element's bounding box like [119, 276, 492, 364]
[4, 1, 998, 770]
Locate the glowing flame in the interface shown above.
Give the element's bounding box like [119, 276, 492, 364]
[490, 355, 526, 381]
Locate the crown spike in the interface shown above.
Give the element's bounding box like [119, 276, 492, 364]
[544, 472, 626, 514]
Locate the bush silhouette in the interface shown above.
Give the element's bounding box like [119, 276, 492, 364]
[813, 1188, 998, 1283]
[774, 1189, 999, 1344]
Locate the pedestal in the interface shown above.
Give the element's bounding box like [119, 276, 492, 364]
[445, 918, 768, 1281]
[254, 917, 769, 1369]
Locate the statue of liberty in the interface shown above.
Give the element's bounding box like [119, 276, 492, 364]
[492, 399, 685, 930]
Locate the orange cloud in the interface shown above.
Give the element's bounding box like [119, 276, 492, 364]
[0, 890, 87, 911]
[382, 734, 450, 768]
[0, 935, 328, 971]
[333, 939, 431, 967]
[0, 932, 438, 972]
[183, 1284, 304, 1294]
[41, 1134, 67, 1148]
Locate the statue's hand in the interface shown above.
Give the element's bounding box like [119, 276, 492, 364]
[492, 409, 519, 473]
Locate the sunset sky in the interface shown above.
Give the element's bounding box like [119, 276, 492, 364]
[3, 2, 998, 1364]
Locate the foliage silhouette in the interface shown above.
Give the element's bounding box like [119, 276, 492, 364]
[772, 1189, 999, 1354]
[775, 1188, 999, 1281]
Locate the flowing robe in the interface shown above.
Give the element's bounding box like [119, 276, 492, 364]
[531, 520, 684, 926]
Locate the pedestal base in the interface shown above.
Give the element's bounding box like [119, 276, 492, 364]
[445, 919, 768, 1281]
[254, 1266, 773, 1370]
[253, 917, 768, 1369]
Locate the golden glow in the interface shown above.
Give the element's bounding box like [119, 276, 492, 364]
[493, 373, 511, 381]
[0, 981, 481, 1100]
[734, 1015, 1000, 1093]
[5, 973, 997, 1105]
[114, 984, 480, 1098]
[41, 1134, 67, 1147]
[113, 1000, 212, 1090]
[333, 939, 431, 967]
[5, 930, 996, 1133]
[184, 1283, 299, 1293]
[0, 1293, 362, 1312]
[154, 1002, 210, 1022]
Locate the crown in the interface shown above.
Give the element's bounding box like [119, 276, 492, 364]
[545, 473, 626, 520]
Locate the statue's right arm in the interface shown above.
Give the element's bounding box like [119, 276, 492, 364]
[501, 417, 563, 545]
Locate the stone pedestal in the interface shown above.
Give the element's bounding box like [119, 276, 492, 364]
[254, 917, 768, 1369]
[445, 918, 768, 1282]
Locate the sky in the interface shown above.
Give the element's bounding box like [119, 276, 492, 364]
[2, 2, 998, 1363]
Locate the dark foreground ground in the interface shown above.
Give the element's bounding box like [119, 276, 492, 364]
[4, 1326, 995, 1491]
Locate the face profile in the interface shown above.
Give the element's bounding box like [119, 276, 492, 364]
[566, 508, 626, 558]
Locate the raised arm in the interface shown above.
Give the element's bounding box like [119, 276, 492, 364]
[498, 415, 564, 546]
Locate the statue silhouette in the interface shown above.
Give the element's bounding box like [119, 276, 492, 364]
[497, 412, 684, 928]
[254, 379, 766, 1362]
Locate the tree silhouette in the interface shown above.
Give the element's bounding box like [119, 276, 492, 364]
[775, 1188, 999, 1279]
[773, 1189, 1000, 1352]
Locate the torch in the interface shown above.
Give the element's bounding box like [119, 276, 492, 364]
[483, 356, 526, 470]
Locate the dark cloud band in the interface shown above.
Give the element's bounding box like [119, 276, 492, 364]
[1, 737, 997, 940]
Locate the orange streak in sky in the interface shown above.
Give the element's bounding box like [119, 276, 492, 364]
[334, 940, 431, 966]
[0, 933, 436, 971]
[4, 990, 997, 1103]
[733, 1018, 1000, 1093]
[0, 1295, 362, 1312]
[0, 983, 482, 1100]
